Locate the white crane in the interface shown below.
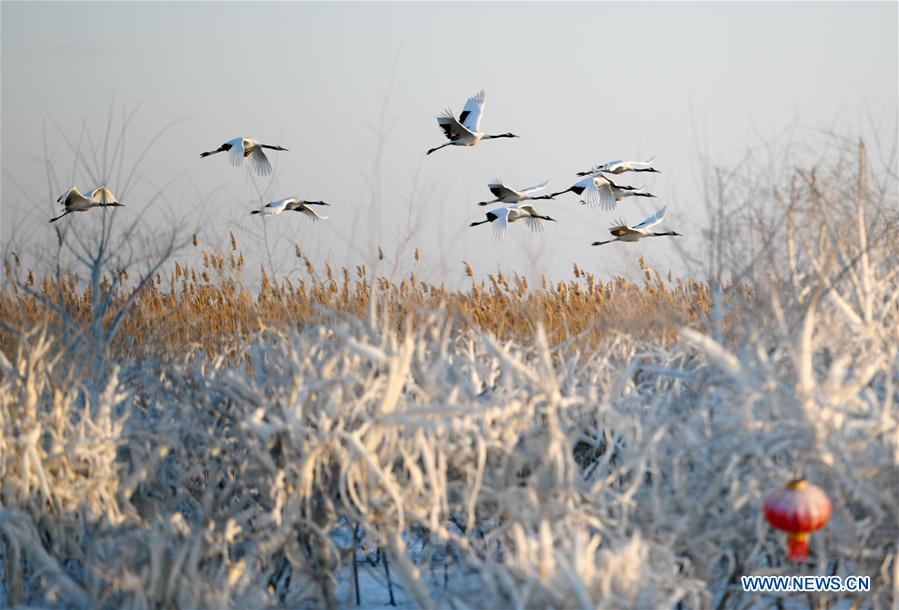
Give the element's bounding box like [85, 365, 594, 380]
[426, 90, 518, 155]
[200, 137, 288, 176]
[49, 186, 122, 223]
[577, 156, 661, 176]
[477, 179, 554, 206]
[548, 176, 655, 211]
[607, 182, 657, 203]
[590, 205, 681, 245]
[250, 197, 329, 221]
[469, 204, 555, 241]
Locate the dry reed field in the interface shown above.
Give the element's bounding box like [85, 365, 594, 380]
[1, 246, 719, 361]
[0, 140, 897, 609]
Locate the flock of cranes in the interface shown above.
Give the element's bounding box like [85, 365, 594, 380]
[49, 89, 681, 249]
[428, 90, 681, 245]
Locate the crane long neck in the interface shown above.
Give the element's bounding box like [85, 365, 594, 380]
[591, 238, 617, 246]
[199, 146, 226, 158]
[483, 133, 517, 140]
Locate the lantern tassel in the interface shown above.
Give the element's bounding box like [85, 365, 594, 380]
[786, 532, 810, 562]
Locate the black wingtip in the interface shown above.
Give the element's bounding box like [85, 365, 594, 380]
[250, 210, 260, 215]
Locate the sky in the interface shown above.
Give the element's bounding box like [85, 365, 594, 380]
[2, 1, 897, 287]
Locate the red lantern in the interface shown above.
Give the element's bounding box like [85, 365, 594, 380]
[763, 479, 832, 562]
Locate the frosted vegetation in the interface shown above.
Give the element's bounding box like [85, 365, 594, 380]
[0, 138, 896, 609]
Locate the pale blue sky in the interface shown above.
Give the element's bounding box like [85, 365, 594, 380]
[2, 1, 896, 284]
